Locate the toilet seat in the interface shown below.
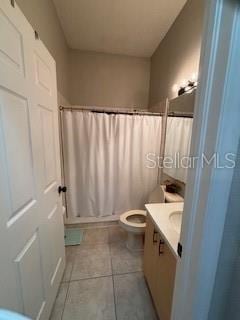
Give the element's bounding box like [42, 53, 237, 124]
[119, 210, 146, 234]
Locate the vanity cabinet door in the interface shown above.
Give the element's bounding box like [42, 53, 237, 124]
[143, 214, 177, 320]
[155, 238, 177, 320]
[143, 215, 159, 296]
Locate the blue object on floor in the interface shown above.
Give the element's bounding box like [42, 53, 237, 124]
[64, 228, 84, 246]
[0, 310, 30, 320]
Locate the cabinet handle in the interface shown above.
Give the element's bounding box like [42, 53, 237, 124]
[159, 239, 165, 255]
[152, 230, 158, 243]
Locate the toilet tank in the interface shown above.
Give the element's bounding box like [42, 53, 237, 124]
[147, 185, 184, 204]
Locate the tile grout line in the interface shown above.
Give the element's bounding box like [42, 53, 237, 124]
[60, 226, 144, 320]
[65, 269, 143, 283]
[109, 228, 118, 320]
[112, 275, 118, 320]
[60, 280, 70, 320]
[60, 251, 75, 320]
[80, 224, 118, 231]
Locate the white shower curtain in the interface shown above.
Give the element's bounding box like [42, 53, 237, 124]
[164, 117, 193, 183]
[62, 110, 162, 218]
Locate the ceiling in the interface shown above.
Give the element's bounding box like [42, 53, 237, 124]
[53, 0, 187, 58]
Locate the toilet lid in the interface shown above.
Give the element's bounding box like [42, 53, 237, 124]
[120, 210, 146, 228]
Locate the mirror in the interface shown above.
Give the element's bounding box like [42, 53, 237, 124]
[163, 91, 195, 184]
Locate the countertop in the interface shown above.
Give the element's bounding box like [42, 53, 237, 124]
[145, 202, 184, 258]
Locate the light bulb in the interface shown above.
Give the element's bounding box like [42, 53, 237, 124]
[181, 79, 187, 87]
[191, 72, 198, 82]
[172, 84, 178, 92]
[184, 86, 191, 92]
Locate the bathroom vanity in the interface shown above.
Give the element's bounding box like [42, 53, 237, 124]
[143, 203, 183, 320]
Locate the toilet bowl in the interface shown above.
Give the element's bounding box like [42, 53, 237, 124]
[119, 185, 184, 251]
[119, 210, 147, 251]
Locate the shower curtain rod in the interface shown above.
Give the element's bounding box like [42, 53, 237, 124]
[59, 106, 193, 118]
[168, 112, 194, 118]
[59, 106, 163, 117]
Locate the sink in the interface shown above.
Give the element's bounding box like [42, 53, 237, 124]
[169, 211, 183, 234]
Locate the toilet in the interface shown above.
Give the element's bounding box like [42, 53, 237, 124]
[119, 185, 184, 251]
[119, 210, 147, 251]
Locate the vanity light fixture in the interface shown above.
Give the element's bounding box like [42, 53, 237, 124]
[172, 73, 198, 96]
[178, 80, 198, 96]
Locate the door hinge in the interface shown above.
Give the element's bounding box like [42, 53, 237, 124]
[177, 242, 183, 258]
[34, 30, 39, 40]
[10, 0, 15, 7]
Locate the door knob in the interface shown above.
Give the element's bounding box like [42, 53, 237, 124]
[58, 186, 67, 194]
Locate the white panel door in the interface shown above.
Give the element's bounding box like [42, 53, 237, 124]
[0, 1, 65, 319]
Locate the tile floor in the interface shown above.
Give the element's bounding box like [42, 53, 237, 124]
[50, 225, 157, 320]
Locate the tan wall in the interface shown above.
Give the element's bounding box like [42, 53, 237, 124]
[16, 0, 203, 109]
[16, 0, 70, 104]
[69, 50, 150, 109]
[149, 0, 204, 110]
